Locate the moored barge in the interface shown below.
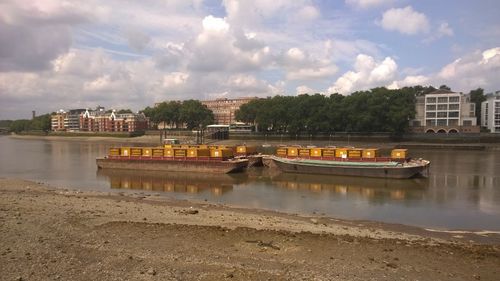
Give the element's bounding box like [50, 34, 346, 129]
[96, 145, 248, 174]
[269, 147, 430, 179]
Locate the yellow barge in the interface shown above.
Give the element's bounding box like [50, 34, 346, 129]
[96, 145, 249, 174]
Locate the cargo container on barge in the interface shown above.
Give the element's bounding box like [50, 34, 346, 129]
[96, 146, 248, 174]
[268, 146, 430, 179]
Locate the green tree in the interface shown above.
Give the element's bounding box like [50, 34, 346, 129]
[469, 88, 485, 125]
[179, 100, 214, 129]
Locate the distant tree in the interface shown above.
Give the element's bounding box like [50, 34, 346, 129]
[469, 88, 486, 125]
[439, 85, 451, 91]
[117, 109, 133, 114]
[141, 106, 158, 129]
[179, 100, 214, 130]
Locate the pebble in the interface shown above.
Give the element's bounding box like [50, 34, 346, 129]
[147, 268, 157, 276]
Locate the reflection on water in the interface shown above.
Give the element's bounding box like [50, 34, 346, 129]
[1, 136, 500, 230]
[267, 172, 427, 202]
[96, 169, 241, 196]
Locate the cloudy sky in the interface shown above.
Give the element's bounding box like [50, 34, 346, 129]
[1, 0, 499, 119]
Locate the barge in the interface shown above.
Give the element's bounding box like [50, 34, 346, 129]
[96, 146, 249, 174]
[269, 147, 430, 179]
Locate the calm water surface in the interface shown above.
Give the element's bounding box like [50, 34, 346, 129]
[1, 136, 499, 230]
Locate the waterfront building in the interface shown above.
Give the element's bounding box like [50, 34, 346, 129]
[80, 107, 149, 132]
[201, 97, 257, 125]
[409, 89, 479, 134]
[481, 91, 500, 133]
[51, 109, 67, 131]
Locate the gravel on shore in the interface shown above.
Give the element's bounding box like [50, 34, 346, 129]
[1, 178, 499, 281]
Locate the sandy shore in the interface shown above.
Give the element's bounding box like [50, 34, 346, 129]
[1, 178, 499, 281]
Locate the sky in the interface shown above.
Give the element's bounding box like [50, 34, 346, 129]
[0, 0, 499, 119]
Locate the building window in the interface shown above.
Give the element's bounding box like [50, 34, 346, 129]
[449, 119, 458, 126]
[437, 104, 447, 110]
[426, 105, 436, 110]
[426, 97, 436, 103]
[449, 96, 459, 103]
[448, 111, 459, 118]
[426, 120, 436, 126]
[437, 119, 447, 126]
[438, 97, 448, 103]
[463, 120, 472, 126]
[426, 112, 436, 118]
[449, 104, 459, 110]
[437, 112, 447, 118]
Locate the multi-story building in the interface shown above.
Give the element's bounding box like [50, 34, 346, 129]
[410, 89, 479, 133]
[201, 97, 257, 125]
[51, 109, 67, 131]
[481, 91, 500, 133]
[52, 106, 148, 132]
[80, 107, 149, 132]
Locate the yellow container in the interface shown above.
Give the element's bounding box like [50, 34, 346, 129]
[210, 148, 233, 158]
[120, 147, 130, 156]
[276, 147, 287, 156]
[298, 148, 310, 157]
[174, 148, 187, 157]
[391, 149, 407, 159]
[362, 149, 379, 158]
[347, 149, 362, 158]
[335, 148, 348, 158]
[236, 145, 257, 155]
[109, 148, 120, 156]
[187, 148, 210, 157]
[164, 144, 172, 148]
[197, 144, 208, 149]
[142, 148, 152, 157]
[152, 148, 164, 157]
[164, 148, 174, 157]
[180, 145, 190, 149]
[130, 148, 142, 156]
[310, 148, 322, 157]
[287, 147, 299, 157]
[322, 148, 335, 157]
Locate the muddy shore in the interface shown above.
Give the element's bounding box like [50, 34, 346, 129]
[1, 178, 499, 281]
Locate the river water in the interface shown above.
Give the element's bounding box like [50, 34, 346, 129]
[1, 136, 499, 231]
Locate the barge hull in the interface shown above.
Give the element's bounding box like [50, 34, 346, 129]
[96, 158, 248, 174]
[272, 158, 428, 179]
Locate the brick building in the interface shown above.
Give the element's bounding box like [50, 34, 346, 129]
[201, 97, 257, 125]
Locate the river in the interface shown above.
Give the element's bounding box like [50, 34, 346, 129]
[1, 136, 499, 231]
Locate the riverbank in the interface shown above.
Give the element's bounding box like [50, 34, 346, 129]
[8, 134, 500, 150]
[1, 178, 499, 281]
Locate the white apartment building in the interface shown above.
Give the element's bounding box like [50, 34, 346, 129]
[410, 89, 479, 133]
[481, 91, 500, 133]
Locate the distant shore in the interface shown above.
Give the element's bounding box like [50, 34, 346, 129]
[1, 178, 499, 280]
[7, 133, 500, 150]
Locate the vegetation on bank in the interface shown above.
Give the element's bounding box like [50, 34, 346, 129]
[236, 86, 486, 136]
[141, 100, 214, 130]
[0, 85, 487, 137]
[2, 114, 51, 133]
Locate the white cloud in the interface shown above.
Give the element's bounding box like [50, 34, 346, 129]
[327, 54, 398, 94]
[202, 15, 229, 33]
[379, 6, 430, 35]
[296, 5, 319, 21]
[436, 47, 500, 91]
[437, 22, 454, 37]
[387, 75, 429, 89]
[345, 0, 395, 9]
[296, 85, 316, 95]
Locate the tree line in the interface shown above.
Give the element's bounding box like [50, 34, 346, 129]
[4, 114, 52, 133]
[141, 100, 214, 130]
[235, 86, 485, 136]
